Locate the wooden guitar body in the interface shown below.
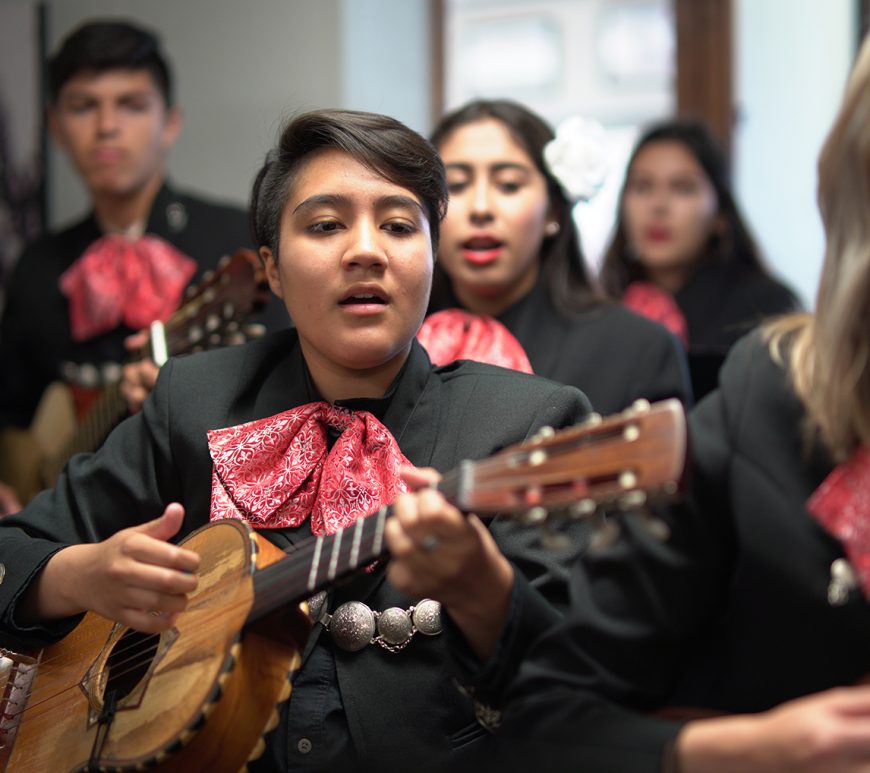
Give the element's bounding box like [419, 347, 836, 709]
[2, 521, 309, 772]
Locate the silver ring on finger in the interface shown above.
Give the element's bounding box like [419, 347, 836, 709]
[420, 534, 439, 552]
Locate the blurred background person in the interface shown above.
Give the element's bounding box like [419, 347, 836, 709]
[0, 19, 286, 509]
[599, 120, 800, 398]
[424, 99, 691, 416]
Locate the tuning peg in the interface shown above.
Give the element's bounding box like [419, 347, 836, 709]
[568, 498, 597, 519]
[218, 254, 231, 268]
[222, 302, 237, 320]
[242, 323, 267, 340]
[541, 529, 574, 553]
[618, 470, 638, 489]
[531, 425, 555, 443]
[639, 512, 671, 542]
[188, 325, 203, 343]
[202, 270, 214, 282]
[205, 314, 221, 332]
[583, 412, 602, 426]
[623, 423, 640, 442]
[520, 506, 548, 526]
[528, 449, 548, 467]
[618, 490, 647, 511]
[588, 518, 621, 552]
[523, 485, 543, 506]
[630, 398, 651, 413]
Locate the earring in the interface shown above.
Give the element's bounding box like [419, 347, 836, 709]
[544, 221, 560, 237]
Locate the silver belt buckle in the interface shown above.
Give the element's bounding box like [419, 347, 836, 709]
[306, 594, 443, 653]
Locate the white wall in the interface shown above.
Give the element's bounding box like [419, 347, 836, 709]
[44, 0, 432, 227]
[340, 0, 432, 135]
[734, 0, 856, 309]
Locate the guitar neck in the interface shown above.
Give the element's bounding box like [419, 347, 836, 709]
[248, 471, 463, 621]
[40, 383, 129, 487]
[248, 506, 391, 621]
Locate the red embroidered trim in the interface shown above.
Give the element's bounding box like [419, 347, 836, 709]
[807, 445, 870, 598]
[417, 309, 533, 374]
[623, 281, 689, 347]
[60, 234, 196, 341]
[207, 402, 410, 536]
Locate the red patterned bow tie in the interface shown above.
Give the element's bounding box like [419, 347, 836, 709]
[60, 234, 197, 341]
[416, 309, 534, 374]
[622, 281, 689, 347]
[207, 402, 410, 536]
[807, 445, 870, 598]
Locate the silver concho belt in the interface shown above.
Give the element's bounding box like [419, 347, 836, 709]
[307, 591, 442, 653]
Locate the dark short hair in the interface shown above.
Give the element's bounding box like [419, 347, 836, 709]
[251, 109, 448, 255]
[48, 20, 173, 105]
[429, 99, 600, 316]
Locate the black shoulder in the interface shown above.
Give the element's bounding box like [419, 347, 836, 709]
[169, 188, 248, 222]
[11, 215, 96, 266]
[435, 359, 592, 414]
[705, 328, 796, 430]
[165, 328, 296, 386]
[593, 303, 682, 341]
[744, 273, 802, 313]
[153, 184, 252, 254]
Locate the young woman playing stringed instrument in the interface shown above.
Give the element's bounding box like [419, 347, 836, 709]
[0, 109, 607, 772]
[498, 33, 870, 773]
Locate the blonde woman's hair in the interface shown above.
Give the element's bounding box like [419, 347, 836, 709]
[766, 35, 870, 461]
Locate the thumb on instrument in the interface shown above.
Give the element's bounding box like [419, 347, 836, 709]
[135, 502, 186, 542]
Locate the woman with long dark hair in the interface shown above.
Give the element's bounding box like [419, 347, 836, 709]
[600, 121, 800, 396]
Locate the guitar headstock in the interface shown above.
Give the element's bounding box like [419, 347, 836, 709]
[449, 398, 686, 527]
[153, 248, 272, 360]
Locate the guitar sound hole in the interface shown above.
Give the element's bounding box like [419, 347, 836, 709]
[104, 630, 159, 700]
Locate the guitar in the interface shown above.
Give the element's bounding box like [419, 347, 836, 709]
[0, 399, 685, 772]
[0, 250, 272, 505]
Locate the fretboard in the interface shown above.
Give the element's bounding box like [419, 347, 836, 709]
[247, 467, 464, 622]
[248, 505, 392, 622]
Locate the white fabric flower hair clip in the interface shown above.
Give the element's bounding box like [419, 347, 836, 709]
[543, 116, 609, 203]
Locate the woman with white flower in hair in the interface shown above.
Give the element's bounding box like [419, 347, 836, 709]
[423, 99, 691, 415]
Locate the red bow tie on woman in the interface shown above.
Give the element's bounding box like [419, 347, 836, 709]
[622, 281, 689, 348]
[60, 234, 197, 341]
[208, 402, 410, 536]
[416, 309, 534, 374]
[807, 445, 870, 598]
